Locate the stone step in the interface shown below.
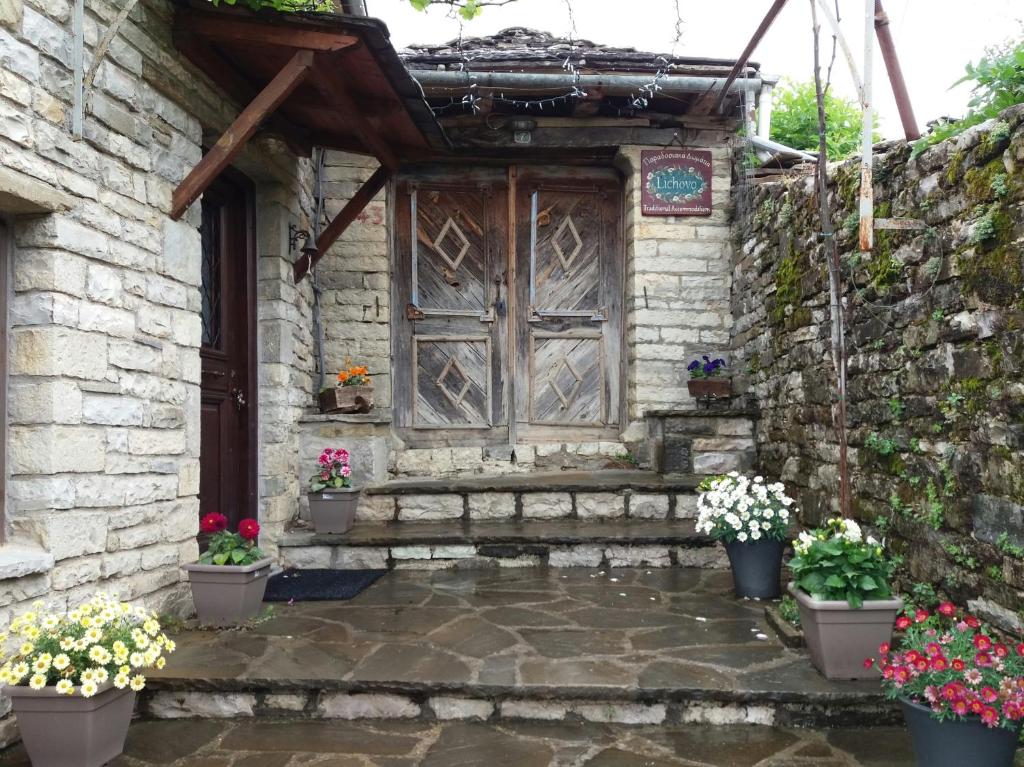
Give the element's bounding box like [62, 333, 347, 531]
[279, 519, 724, 570]
[144, 568, 897, 728]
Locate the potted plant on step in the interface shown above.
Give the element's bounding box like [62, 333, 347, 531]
[319, 363, 373, 414]
[788, 518, 902, 680]
[686, 355, 731, 400]
[308, 447, 359, 534]
[868, 604, 1024, 767]
[695, 472, 793, 599]
[182, 513, 272, 627]
[0, 592, 175, 767]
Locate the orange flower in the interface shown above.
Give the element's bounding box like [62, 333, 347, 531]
[337, 371, 349, 383]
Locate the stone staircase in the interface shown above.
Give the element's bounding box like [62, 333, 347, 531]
[280, 471, 729, 571]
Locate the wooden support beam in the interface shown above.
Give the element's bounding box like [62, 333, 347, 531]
[176, 14, 358, 52]
[310, 56, 400, 171]
[293, 167, 389, 283]
[174, 33, 311, 157]
[171, 50, 315, 221]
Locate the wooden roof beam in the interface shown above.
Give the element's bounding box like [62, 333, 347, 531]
[176, 13, 359, 52]
[293, 166, 389, 283]
[311, 56, 400, 172]
[171, 49, 315, 221]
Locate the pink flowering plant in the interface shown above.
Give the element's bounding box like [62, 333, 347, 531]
[868, 602, 1024, 729]
[309, 447, 353, 492]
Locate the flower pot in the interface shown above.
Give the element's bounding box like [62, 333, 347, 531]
[900, 696, 1022, 767]
[687, 378, 732, 400]
[308, 488, 360, 534]
[319, 385, 373, 414]
[788, 582, 902, 680]
[7, 683, 135, 767]
[724, 538, 785, 599]
[182, 557, 273, 627]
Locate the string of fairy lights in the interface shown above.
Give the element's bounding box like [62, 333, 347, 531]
[422, 0, 683, 117]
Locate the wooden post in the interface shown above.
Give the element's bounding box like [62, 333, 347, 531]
[293, 167, 390, 283]
[170, 50, 315, 220]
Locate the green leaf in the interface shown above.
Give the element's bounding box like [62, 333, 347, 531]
[231, 549, 246, 564]
[859, 575, 878, 591]
[847, 590, 863, 609]
[213, 551, 230, 566]
[825, 574, 846, 589]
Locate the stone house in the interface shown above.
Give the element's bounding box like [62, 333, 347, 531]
[0, 0, 770, 627]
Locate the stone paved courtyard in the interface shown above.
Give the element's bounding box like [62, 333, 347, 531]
[0, 718, 920, 766]
[144, 568, 889, 725]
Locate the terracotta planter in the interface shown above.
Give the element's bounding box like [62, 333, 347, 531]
[182, 557, 273, 627]
[687, 378, 732, 400]
[724, 538, 785, 599]
[7, 683, 135, 767]
[901, 696, 1022, 767]
[319, 385, 373, 414]
[308, 488, 360, 534]
[790, 582, 903, 680]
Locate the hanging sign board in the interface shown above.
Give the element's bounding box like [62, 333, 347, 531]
[641, 149, 713, 216]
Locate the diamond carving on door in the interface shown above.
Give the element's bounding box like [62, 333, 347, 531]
[394, 168, 622, 447]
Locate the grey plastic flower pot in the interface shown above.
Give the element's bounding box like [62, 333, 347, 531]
[308, 488, 360, 534]
[6, 683, 135, 767]
[724, 538, 785, 599]
[182, 557, 273, 627]
[790, 582, 903, 680]
[901, 696, 1022, 767]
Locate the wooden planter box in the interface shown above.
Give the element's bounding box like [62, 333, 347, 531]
[319, 385, 373, 414]
[687, 378, 732, 400]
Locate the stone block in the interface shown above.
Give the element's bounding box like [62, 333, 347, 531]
[11, 327, 107, 379]
[10, 425, 105, 474]
[500, 700, 568, 720]
[397, 494, 463, 521]
[391, 546, 432, 560]
[576, 493, 625, 519]
[521, 492, 572, 519]
[357, 494, 395, 521]
[678, 703, 775, 726]
[431, 545, 476, 559]
[147, 692, 257, 719]
[429, 697, 494, 721]
[630, 493, 669, 519]
[604, 545, 671, 568]
[334, 547, 389, 570]
[262, 693, 310, 713]
[467, 492, 516, 520]
[319, 693, 420, 719]
[8, 380, 82, 425]
[548, 545, 603, 567]
[675, 546, 728, 569]
[573, 702, 666, 724]
[280, 546, 332, 569]
[675, 493, 699, 519]
[693, 452, 744, 475]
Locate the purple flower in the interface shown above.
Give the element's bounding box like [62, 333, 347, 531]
[687, 360, 700, 372]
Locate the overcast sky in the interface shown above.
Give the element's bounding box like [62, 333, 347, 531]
[366, 0, 1022, 139]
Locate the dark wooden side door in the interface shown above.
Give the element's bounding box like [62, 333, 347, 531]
[199, 173, 256, 529]
[514, 168, 624, 442]
[393, 169, 510, 447]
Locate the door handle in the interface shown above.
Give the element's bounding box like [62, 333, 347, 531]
[231, 387, 247, 411]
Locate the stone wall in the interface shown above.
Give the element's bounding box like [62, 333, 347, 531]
[731, 105, 1024, 631]
[0, 0, 313, 617]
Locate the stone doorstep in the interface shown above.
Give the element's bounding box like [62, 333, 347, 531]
[364, 470, 702, 496]
[139, 688, 899, 729]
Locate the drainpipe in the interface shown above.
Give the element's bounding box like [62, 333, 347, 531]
[859, 0, 875, 252]
[874, 0, 920, 140]
[756, 82, 774, 140]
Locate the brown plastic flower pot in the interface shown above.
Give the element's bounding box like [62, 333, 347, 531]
[7, 683, 135, 767]
[789, 582, 903, 680]
[687, 378, 732, 400]
[182, 557, 273, 627]
[308, 489, 360, 534]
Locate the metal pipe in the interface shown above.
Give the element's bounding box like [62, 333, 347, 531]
[874, 0, 920, 140]
[712, 0, 789, 113]
[859, 0, 875, 252]
[749, 135, 817, 162]
[411, 70, 763, 97]
[757, 82, 774, 139]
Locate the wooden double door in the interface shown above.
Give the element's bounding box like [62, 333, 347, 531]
[393, 166, 624, 447]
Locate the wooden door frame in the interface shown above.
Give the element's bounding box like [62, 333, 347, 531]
[389, 161, 628, 446]
[200, 167, 259, 522]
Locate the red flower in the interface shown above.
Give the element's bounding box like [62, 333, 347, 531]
[965, 615, 981, 628]
[971, 699, 985, 715]
[976, 652, 993, 667]
[925, 642, 942, 657]
[994, 643, 1009, 658]
[974, 634, 993, 652]
[937, 601, 957, 617]
[200, 512, 228, 533]
[238, 518, 260, 541]
[981, 706, 1000, 728]
[863, 657, 875, 669]
[930, 656, 949, 671]
[982, 687, 999, 703]
[952, 699, 969, 716]
[879, 642, 891, 655]
[951, 657, 966, 671]
[915, 609, 930, 623]
[895, 615, 912, 631]
[941, 682, 962, 701]
[915, 658, 930, 672]
[1016, 643, 1024, 657]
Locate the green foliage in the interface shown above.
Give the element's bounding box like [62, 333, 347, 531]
[865, 432, 898, 456]
[790, 519, 894, 608]
[943, 541, 978, 570]
[923, 479, 945, 531]
[198, 532, 265, 567]
[778, 596, 800, 628]
[769, 80, 878, 161]
[913, 36, 1024, 155]
[905, 581, 939, 611]
[997, 532, 1024, 558]
[208, 0, 334, 10]
[888, 398, 906, 421]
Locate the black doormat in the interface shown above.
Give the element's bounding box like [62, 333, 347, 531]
[264, 568, 387, 602]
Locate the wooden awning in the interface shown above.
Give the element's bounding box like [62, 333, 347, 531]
[169, 1, 447, 226]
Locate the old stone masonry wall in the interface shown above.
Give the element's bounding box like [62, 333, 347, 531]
[0, 0, 314, 622]
[732, 105, 1024, 632]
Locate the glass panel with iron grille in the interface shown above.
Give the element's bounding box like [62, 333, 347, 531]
[200, 200, 222, 349]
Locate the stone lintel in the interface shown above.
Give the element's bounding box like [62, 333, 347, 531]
[0, 167, 75, 217]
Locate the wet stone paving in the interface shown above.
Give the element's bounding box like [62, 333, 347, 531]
[0, 717, 922, 766]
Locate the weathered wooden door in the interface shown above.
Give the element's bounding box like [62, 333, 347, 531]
[514, 168, 624, 441]
[199, 173, 256, 528]
[393, 166, 623, 446]
[393, 170, 510, 446]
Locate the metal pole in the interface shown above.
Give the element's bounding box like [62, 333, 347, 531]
[757, 82, 774, 139]
[71, 0, 84, 138]
[711, 0, 790, 113]
[859, 0, 874, 252]
[874, 0, 920, 140]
